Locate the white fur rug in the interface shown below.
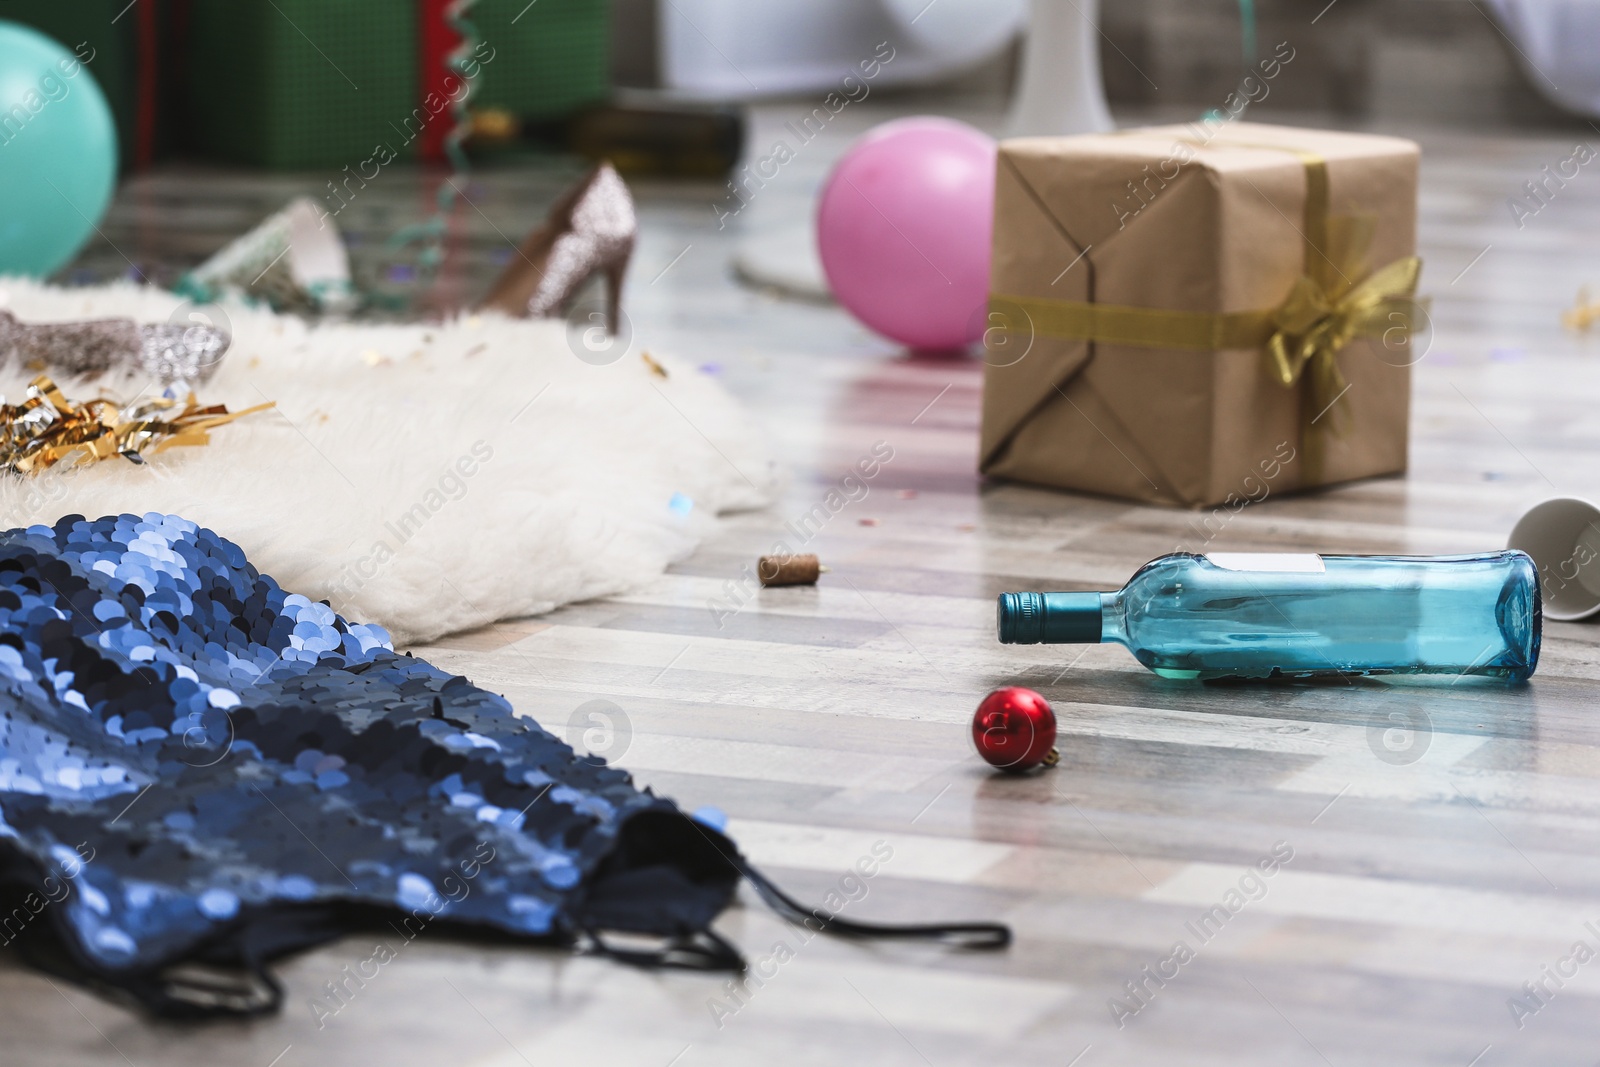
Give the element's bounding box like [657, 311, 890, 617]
[0, 280, 776, 644]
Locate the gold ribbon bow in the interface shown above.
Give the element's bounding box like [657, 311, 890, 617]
[1265, 247, 1422, 430]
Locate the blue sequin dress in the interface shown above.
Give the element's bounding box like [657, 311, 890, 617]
[0, 513, 748, 1015]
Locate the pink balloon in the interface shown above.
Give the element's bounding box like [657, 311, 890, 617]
[817, 117, 997, 351]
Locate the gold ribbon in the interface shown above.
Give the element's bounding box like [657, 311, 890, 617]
[0, 375, 274, 476]
[990, 140, 1422, 442]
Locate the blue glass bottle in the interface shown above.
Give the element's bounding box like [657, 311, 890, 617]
[997, 552, 1540, 681]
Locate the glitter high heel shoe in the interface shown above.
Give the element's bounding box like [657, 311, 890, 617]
[480, 162, 636, 332]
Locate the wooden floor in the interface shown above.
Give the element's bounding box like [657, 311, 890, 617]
[7, 101, 1600, 1066]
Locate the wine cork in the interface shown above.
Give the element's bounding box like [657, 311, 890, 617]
[758, 554, 823, 587]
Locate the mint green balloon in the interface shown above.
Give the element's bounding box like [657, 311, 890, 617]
[0, 22, 118, 277]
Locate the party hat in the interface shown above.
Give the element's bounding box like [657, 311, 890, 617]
[178, 198, 358, 314]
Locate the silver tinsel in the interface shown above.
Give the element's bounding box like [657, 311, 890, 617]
[0, 310, 230, 385]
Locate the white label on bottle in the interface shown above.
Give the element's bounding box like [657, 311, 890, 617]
[1204, 552, 1326, 573]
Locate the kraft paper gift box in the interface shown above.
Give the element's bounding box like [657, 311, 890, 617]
[980, 121, 1423, 508]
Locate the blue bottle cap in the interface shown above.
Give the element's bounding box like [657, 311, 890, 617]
[996, 592, 1103, 644]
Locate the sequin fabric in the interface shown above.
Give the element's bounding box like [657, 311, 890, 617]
[0, 513, 738, 1015]
[0, 311, 228, 385]
[525, 164, 636, 317]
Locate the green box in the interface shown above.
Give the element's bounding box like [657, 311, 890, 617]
[185, 0, 416, 170]
[184, 0, 610, 170]
[473, 0, 611, 121]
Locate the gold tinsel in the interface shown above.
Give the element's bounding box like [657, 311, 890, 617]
[0, 376, 273, 476]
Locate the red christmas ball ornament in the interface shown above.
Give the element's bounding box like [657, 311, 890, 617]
[972, 687, 1059, 772]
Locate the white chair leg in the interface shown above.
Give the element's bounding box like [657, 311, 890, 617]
[1006, 0, 1115, 137]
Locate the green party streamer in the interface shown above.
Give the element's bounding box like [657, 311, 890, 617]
[387, 0, 483, 304]
[1201, 0, 1260, 124]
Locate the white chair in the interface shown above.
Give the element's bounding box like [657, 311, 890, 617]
[1485, 0, 1600, 118]
[656, 0, 1027, 98]
[656, 0, 1112, 133]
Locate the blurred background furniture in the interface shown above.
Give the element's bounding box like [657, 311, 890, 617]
[5, 0, 1593, 178]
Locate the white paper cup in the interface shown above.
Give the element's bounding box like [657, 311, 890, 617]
[1507, 497, 1600, 620]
